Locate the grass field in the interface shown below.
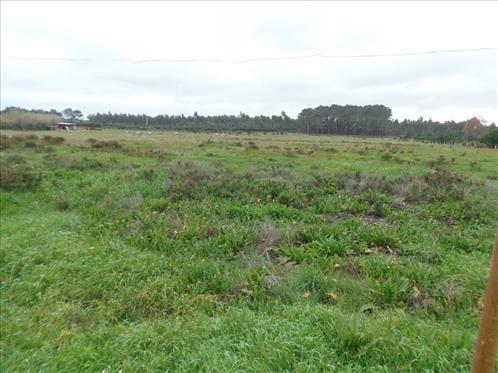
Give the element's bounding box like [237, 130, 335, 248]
[1, 129, 497, 371]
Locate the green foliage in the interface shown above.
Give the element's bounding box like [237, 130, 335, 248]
[479, 128, 498, 147]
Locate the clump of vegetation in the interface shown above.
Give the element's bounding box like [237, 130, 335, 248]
[341, 173, 394, 195]
[165, 161, 215, 201]
[284, 148, 297, 157]
[90, 140, 123, 149]
[198, 138, 215, 147]
[245, 141, 259, 150]
[469, 161, 480, 170]
[55, 195, 70, 210]
[42, 135, 65, 145]
[23, 140, 38, 149]
[255, 222, 281, 259]
[397, 169, 478, 203]
[426, 155, 448, 168]
[0, 134, 66, 153]
[0, 164, 41, 191]
[265, 144, 280, 150]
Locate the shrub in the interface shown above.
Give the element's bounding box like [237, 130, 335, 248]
[91, 140, 123, 150]
[245, 142, 259, 150]
[254, 178, 292, 200]
[397, 170, 479, 204]
[24, 141, 38, 149]
[343, 174, 394, 195]
[4, 154, 26, 165]
[255, 222, 281, 258]
[165, 161, 214, 201]
[0, 165, 42, 191]
[42, 135, 65, 145]
[55, 196, 70, 211]
[357, 190, 390, 217]
[198, 138, 214, 147]
[426, 155, 448, 168]
[397, 178, 429, 203]
[284, 149, 297, 157]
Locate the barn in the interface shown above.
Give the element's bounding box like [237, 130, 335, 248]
[50, 122, 77, 131]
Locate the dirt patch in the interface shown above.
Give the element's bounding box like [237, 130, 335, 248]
[335, 260, 362, 279]
[390, 198, 409, 210]
[264, 275, 282, 287]
[443, 218, 457, 227]
[361, 246, 396, 256]
[326, 214, 356, 223]
[406, 282, 429, 311]
[363, 215, 386, 225]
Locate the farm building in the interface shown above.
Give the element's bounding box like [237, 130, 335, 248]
[50, 122, 77, 131]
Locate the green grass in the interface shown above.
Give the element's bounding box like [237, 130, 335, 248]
[1, 130, 497, 371]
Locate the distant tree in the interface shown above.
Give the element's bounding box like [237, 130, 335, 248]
[479, 129, 498, 147]
[62, 108, 83, 121]
[62, 108, 73, 119]
[463, 117, 488, 141]
[73, 110, 83, 120]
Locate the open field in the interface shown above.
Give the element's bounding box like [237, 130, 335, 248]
[1, 130, 497, 371]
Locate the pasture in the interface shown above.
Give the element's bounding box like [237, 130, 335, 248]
[1, 130, 497, 371]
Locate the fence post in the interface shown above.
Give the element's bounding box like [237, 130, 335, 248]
[472, 229, 498, 373]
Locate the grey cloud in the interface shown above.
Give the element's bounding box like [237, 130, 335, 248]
[1, 2, 497, 121]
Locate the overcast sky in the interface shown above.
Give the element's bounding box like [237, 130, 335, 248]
[1, 1, 497, 122]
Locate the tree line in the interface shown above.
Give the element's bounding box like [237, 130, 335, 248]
[85, 105, 498, 145]
[1, 105, 497, 146]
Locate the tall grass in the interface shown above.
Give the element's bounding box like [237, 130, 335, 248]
[0, 110, 60, 130]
